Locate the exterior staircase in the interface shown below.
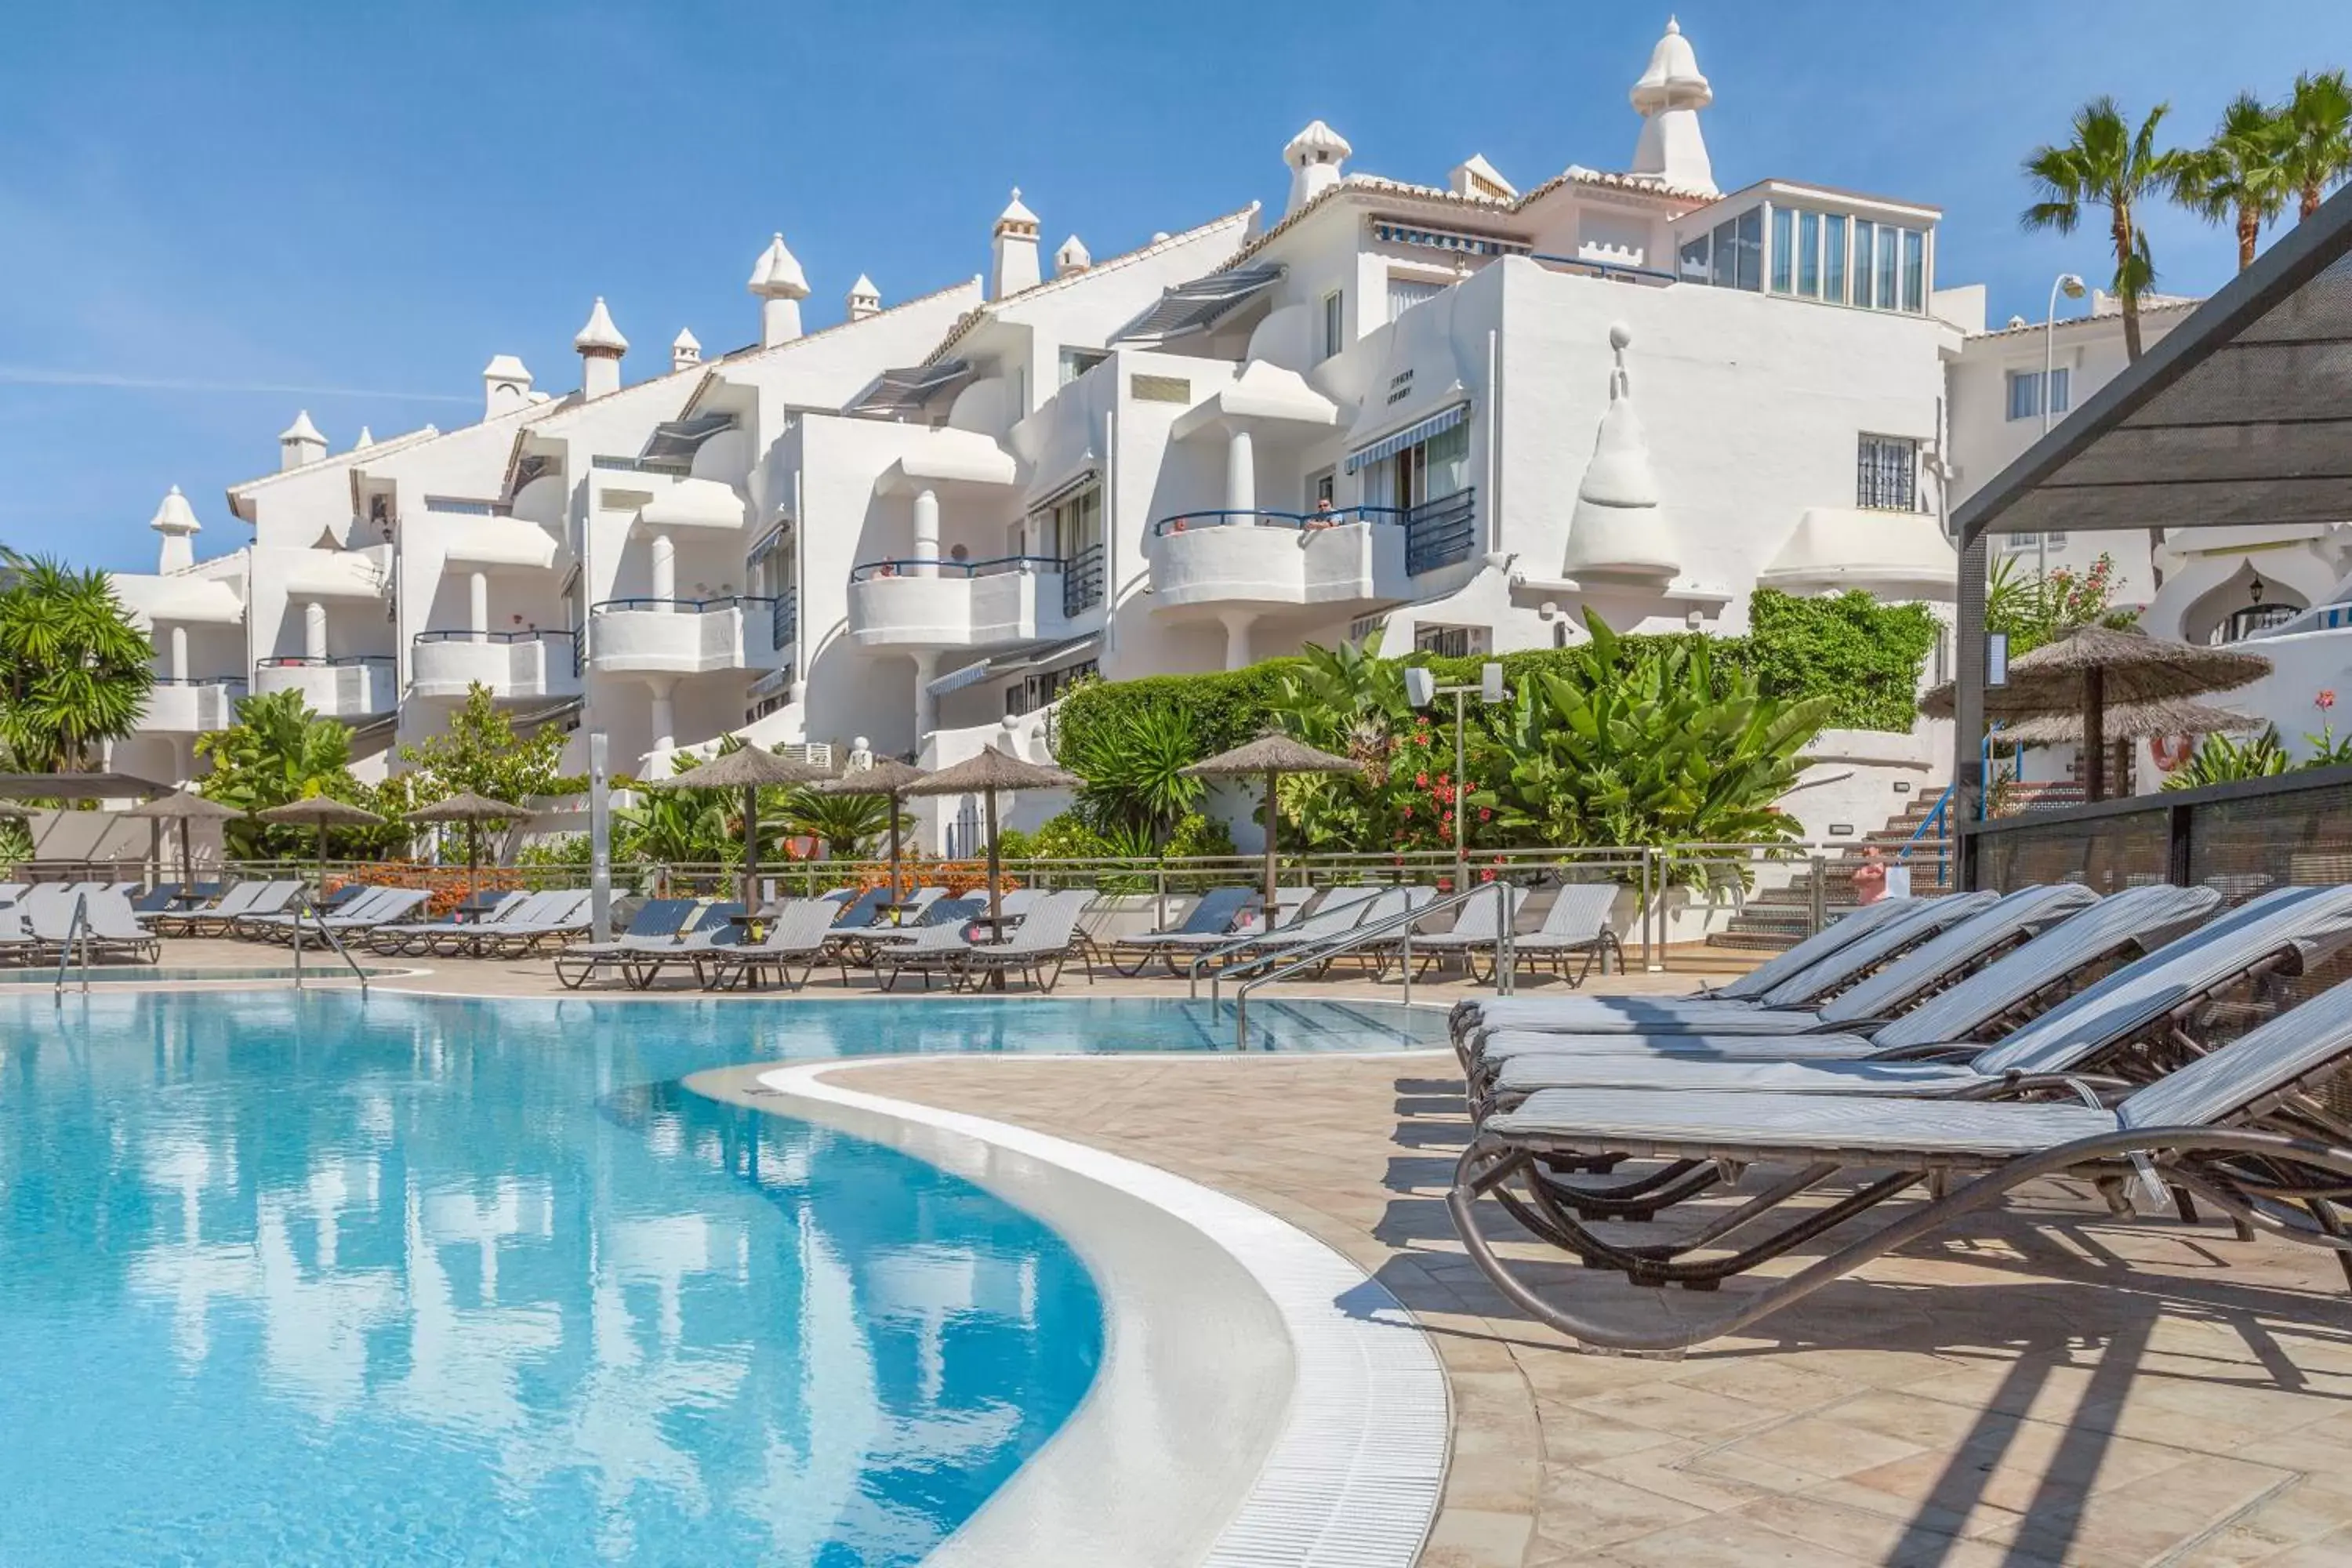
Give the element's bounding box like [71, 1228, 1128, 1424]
[1705, 793, 1958, 955]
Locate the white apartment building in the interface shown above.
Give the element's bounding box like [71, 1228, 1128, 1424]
[110, 19, 1977, 841]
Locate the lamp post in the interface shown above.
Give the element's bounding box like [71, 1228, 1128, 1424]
[1405, 659, 1508, 891]
[2039, 272, 2088, 581]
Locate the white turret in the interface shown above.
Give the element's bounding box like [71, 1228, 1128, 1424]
[991, 189, 1040, 299]
[278, 410, 327, 471]
[482, 354, 533, 419]
[1562, 325, 1682, 582]
[1628, 16, 1715, 194]
[150, 485, 201, 573]
[1054, 234, 1092, 277]
[1283, 121, 1352, 215]
[352, 426, 374, 450]
[574, 298, 627, 398]
[748, 233, 809, 347]
[671, 328, 702, 373]
[846, 274, 882, 321]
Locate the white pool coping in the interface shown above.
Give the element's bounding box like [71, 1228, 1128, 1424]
[742, 1055, 1450, 1567]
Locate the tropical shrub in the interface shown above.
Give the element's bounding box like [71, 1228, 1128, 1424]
[2164, 727, 2292, 789]
[1987, 554, 2136, 659]
[397, 683, 568, 805]
[195, 688, 386, 859]
[1054, 700, 1206, 846]
[0, 549, 154, 773]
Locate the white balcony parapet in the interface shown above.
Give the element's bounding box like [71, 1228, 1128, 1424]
[1755, 506, 1957, 601]
[1145, 509, 1403, 612]
[252, 656, 397, 717]
[410, 630, 583, 701]
[637, 478, 747, 532]
[846, 556, 1088, 650]
[135, 677, 247, 735]
[587, 597, 786, 676]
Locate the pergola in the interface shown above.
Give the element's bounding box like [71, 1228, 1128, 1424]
[1949, 183, 2352, 884]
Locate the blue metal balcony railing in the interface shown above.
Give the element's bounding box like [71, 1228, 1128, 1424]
[1062, 543, 1105, 619]
[846, 554, 1065, 584]
[410, 628, 583, 684]
[588, 595, 779, 615]
[1403, 488, 1477, 575]
[1151, 506, 1403, 538]
[771, 589, 797, 653]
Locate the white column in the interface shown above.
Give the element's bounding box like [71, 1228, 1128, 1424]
[468, 572, 488, 636]
[169, 625, 188, 682]
[1225, 428, 1257, 518]
[1218, 609, 1256, 671]
[646, 676, 677, 754]
[303, 601, 327, 661]
[648, 532, 676, 608]
[912, 488, 940, 576]
[912, 651, 938, 741]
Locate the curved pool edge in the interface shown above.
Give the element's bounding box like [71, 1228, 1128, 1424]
[701, 1054, 1450, 1568]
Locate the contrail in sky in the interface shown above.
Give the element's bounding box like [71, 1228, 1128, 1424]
[0, 366, 475, 404]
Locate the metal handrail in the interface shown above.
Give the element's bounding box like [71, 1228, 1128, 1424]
[848, 554, 1068, 583]
[1232, 882, 1515, 1049]
[1151, 506, 1404, 538]
[589, 595, 776, 615]
[291, 895, 370, 993]
[413, 628, 579, 645]
[52, 891, 91, 1004]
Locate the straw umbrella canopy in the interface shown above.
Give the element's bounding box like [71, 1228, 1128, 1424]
[254, 796, 385, 884]
[814, 758, 929, 902]
[1996, 699, 2263, 748]
[1182, 734, 1363, 926]
[405, 791, 529, 896]
[903, 744, 1076, 929]
[1919, 626, 2271, 800]
[640, 745, 833, 906]
[122, 789, 245, 891]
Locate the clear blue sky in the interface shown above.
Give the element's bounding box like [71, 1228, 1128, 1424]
[5, 1, 2348, 572]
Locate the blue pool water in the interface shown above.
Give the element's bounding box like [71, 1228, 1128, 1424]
[0, 993, 1440, 1565]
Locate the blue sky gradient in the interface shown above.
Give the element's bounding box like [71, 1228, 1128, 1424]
[5, 1, 2349, 571]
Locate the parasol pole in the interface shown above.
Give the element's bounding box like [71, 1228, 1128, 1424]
[887, 786, 905, 902]
[985, 786, 1002, 930]
[315, 821, 328, 891]
[1263, 767, 1280, 927]
[742, 782, 760, 910]
[180, 817, 194, 891]
[2084, 666, 2107, 803]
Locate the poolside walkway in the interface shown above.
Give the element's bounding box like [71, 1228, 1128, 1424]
[836, 1053, 2352, 1568]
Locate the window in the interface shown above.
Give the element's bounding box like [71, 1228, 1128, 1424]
[1797, 211, 1821, 297]
[1874, 223, 1898, 309]
[1902, 228, 1926, 312]
[1007, 658, 1100, 717]
[1387, 275, 1446, 318]
[1414, 623, 1488, 659]
[1058, 347, 1107, 386]
[1857, 434, 1920, 511]
[1709, 217, 1737, 288]
[1319, 291, 1344, 361]
[1677, 233, 1711, 282]
[1733, 208, 1762, 290]
[1824, 214, 1848, 304]
[1850, 223, 1873, 309]
[2005, 368, 2071, 421]
[1306, 468, 1336, 510]
[1769, 207, 1794, 293]
[1363, 419, 1471, 512]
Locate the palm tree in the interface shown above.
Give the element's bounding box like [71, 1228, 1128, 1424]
[2279, 69, 2352, 221]
[0, 548, 154, 772]
[2020, 96, 2188, 362]
[2176, 93, 2292, 270]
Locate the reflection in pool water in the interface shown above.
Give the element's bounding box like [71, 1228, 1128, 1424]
[0, 991, 1439, 1564]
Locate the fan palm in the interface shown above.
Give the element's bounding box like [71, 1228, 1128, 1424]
[2176, 93, 2292, 270]
[0, 549, 154, 772]
[2020, 97, 2188, 363]
[2280, 69, 2352, 221]
[779, 786, 898, 857]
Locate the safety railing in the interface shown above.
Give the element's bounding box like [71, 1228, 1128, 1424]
[1528, 253, 1680, 287]
[771, 589, 797, 653]
[52, 891, 91, 1004]
[1062, 543, 1105, 618]
[1404, 488, 1478, 575]
[257, 654, 394, 669]
[847, 554, 1066, 584]
[1230, 882, 1516, 1050]
[589, 595, 777, 615]
[1150, 506, 1405, 537]
[290, 895, 370, 993]
[149, 675, 249, 691]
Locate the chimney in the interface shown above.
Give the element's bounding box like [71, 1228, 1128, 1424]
[573, 298, 628, 399]
[481, 354, 533, 419]
[748, 233, 810, 347]
[846, 274, 882, 321]
[1054, 234, 1092, 278]
[1628, 17, 1717, 195]
[1283, 121, 1352, 215]
[352, 426, 375, 450]
[671, 328, 702, 373]
[991, 189, 1040, 299]
[150, 485, 201, 573]
[278, 410, 327, 471]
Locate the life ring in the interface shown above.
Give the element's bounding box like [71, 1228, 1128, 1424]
[2149, 733, 2194, 771]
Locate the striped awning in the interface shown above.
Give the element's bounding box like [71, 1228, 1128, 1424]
[1113, 265, 1285, 347]
[922, 634, 1102, 699]
[849, 359, 976, 419]
[923, 658, 998, 700]
[1026, 466, 1098, 514]
[1344, 402, 1469, 473]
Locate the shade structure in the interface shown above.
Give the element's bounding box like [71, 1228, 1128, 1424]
[815, 758, 928, 902]
[905, 745, 1078, 929]
[256, 796, 386, 883]
[122, 789, 244, 890]
[0, 771, 172, 800]
[1997, 699, 2263, 747]
[1182, 734, 1362, 926]
[1918, 626, 2272, 801]
[405, 791, 529, 895]
[642, 745, 833, 907]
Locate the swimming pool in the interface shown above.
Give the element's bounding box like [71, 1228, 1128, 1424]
[0, 992, 1441, 1564]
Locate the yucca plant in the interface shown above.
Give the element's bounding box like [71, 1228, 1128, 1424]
[2164, 727, 2292, 790]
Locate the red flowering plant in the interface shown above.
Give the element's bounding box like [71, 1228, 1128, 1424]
[2304, 688, 2352, 767]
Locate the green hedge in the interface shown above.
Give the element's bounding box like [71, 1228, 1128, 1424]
[1056, 590, 1936, 762]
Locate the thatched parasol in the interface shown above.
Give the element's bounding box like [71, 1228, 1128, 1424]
[122, 789, 245, 891]
[1920, 626, 2271, 800]
[405, 791, 528, 895]
[1183, 734, 1363, 925]
[904, 744, 1076, 929]
[1996, 699, 2263, 748]
[641, 744, 834, 906]
[255, 795, 386, 883]
[815, 757, 928, 902]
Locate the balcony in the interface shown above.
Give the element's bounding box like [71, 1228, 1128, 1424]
[253, 656, 397, 718]
[586, 597, 786, 677]
[136, 677, 247, 735]
[410, 630, 583, 702]
[1145, 508, 1406, 612]
[845, 555, 1096, 650]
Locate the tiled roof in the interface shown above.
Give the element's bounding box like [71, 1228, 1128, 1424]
[1965, 296, 2203, 342]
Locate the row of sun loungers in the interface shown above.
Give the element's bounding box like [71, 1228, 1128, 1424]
[1442, 884, 2352, 1355]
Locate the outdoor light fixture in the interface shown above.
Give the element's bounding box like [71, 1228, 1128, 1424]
[1408, 659, 1509, 890]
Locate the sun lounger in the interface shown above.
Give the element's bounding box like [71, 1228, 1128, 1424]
[470, 890, 595, 956]
[551, 898, 700, 988]
[701, 899, 870, 991]
[27, 889, 159, 964]
[869, 898, 1001, 991]
[1450, 958, 2352, 1355]
[155, 880, 285, 937]
[0, 882, 25, 906]
[954, 890, 1099, 993]
[622, 903, 749, 989]
[1488, 884, 1624, 986]
[365, 891, 534, 955]
[1102, 886, 1261, 976]
[0, 906, 37, 962]
[1367, 884, 1526, 979]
